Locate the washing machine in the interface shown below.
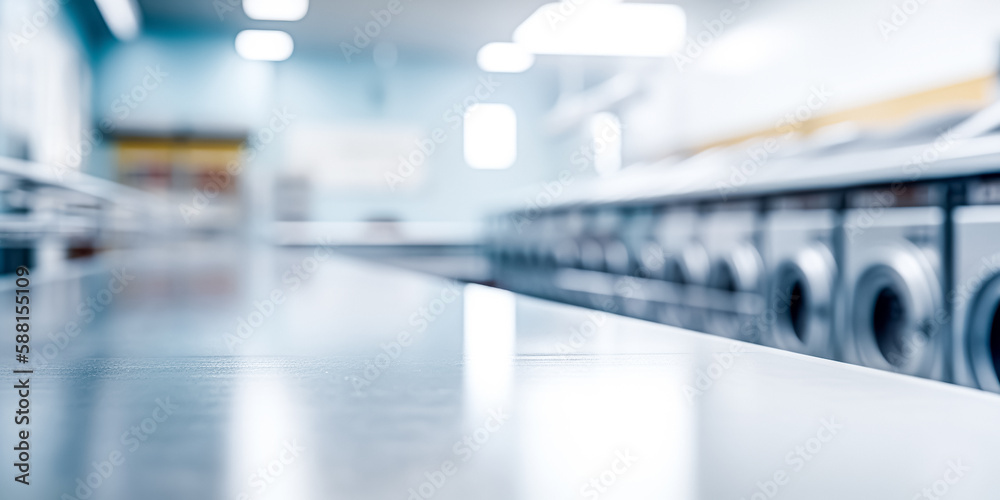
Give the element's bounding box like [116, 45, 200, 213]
[537, 204, 628, 313]
[580, 204, 631, 275]
[841, 184, 949, 380]
[952, 177, 1000, 391]
[701, 201, 766, 342]
[488, 211, 526, 293]
[760, 193, 840, 358]
[618, 205, 657, 277]
[611, 205, 659, 320]
[545, 208, 585, 270]
[646, 204, 711, 330]
[491, 208, 562, 298]
[529, 206, 617, 309]
[647, 205, 710, 285]
[486, 213, 514, 267]
[493, 209, 531, 268]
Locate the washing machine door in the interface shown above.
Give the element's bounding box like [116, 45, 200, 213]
[850, 248, 943, 376]
[705, 244, 765, 342]
[579, 239, 605, 271]
[638, 240, 667, 279]
[603, 239, 631, 275]
[965, 276, 1000, 392]
[770, 244, 836, 356]
[671, 243, 711, 286]
[552, 239, 581, 268]
[709, 244, 763, 292]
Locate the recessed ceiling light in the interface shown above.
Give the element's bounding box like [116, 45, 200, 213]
[235, 30, 294, 61]
[94, 0, 141, 41]
[243, 0, 309, 21]
[477, 43, 534, 73]
[513, 3, 685, 57]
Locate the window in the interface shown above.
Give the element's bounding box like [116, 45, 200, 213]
[464, 103, 516, 169]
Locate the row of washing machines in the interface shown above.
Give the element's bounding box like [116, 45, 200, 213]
[488, 134, 1000, 392]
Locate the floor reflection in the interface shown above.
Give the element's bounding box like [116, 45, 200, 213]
[1, 244, 999, 499]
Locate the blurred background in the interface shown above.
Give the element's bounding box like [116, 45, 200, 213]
[3, 0, 999, 248]
[7, 2, 1000, 499]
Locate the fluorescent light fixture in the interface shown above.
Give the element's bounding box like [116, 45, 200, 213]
[513, 2, 685, 57]
[94, 0, 141, 41]
[243, 0, 309, 21]
[464, 103, 517, 169]
[477, 42, 535, 73]
[235, 30, 294, 61]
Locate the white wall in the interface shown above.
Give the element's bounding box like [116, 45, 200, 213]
[622, 0, 1000, 158]
[0, 0, 89, 168]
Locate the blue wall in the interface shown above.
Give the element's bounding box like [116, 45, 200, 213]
[90, 32, 565, 223]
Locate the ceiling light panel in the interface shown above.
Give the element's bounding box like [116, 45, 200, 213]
[243, 0, 309, 21]
[235, 30, 295, 61]
[514, 3, 686, 57]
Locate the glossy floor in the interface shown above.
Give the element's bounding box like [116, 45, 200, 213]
[1, 242, 998, 499]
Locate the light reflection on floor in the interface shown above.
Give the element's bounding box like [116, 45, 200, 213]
[0, 243, 998, 499]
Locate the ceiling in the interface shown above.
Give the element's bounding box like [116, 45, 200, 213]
[132, 0, 749, 62]
[136, 0, 550, 60]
